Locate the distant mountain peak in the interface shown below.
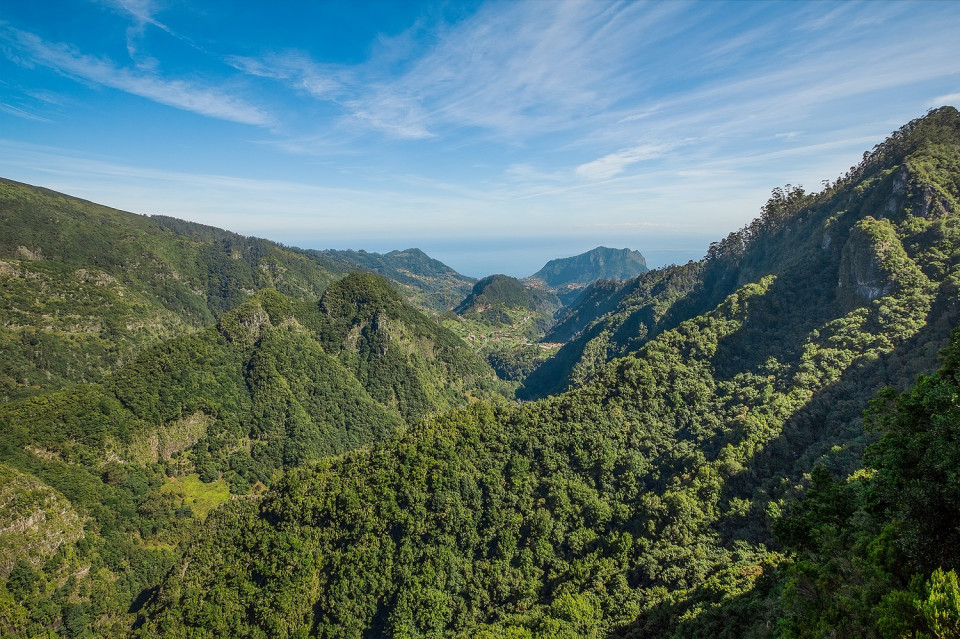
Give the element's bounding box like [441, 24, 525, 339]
[529, 246, 648, 288]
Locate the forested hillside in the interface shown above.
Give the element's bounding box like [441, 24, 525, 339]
[447, 274, 562, 384]
[133, 107, 960, 637]
[2, 107, 960, 638]
[315, 248, 476, 311]
[522, 107, 960, 400]
[0, 276, 508, 636]
[455, 275, 559, 325]
[0, 182, 508, 636]
[0, 180, 477, 401]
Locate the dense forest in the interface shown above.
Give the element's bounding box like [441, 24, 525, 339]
[2, 107, 960, 637]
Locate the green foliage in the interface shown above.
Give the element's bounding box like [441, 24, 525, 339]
[0, 180, 481, 401]
[129, 107, 960, 638]
[0, 464, 84, 578]
[454, 274, 560, 325]
[314, 247, 476, 311]
[767, 328, 960, 638]
[0, 281, 498, 636]
[320, 272, 510, 421]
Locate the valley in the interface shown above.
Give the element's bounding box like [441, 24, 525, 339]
[1, 107, 960, 638]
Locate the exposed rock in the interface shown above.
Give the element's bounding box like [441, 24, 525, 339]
[0, 463, 84, 577]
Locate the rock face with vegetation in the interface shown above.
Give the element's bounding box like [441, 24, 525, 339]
[3, 107, 960, 638]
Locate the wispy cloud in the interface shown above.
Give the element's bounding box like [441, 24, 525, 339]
[2, 0, 959, 275]
[0, 139, 494, 235]
[214, 0, 959, 156]
[98, 0, 165, 27]
[225, 52, 342, 100]
[576, 144, 674, 180]
[1, 26, 273, 126]
[930, 92, 960, 108]
[0, 102, 51, 122]
[95, 0, 174, 61]
[334, 0, 684, 139]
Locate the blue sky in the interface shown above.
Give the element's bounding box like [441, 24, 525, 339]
[2, 0, 959, 277]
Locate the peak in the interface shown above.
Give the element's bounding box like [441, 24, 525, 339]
[849, 106, 960, 179]
[530, 246, 648, 288]
[476, 274, 518, 285]
[320, 272, 403, 321]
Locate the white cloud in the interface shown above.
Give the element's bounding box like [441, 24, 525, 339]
[98, 0, 163, 26]
[576, 144, 673, 181]
[0, 103, 51, 122]
[2, 26, 273, 126]
[930, 92, 960, 108]
[0, 139, 495, 236]
[339, 0, 684, 139]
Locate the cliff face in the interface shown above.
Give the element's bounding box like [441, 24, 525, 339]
[0, 463, 83, 578]
[838, 220, 897, 301]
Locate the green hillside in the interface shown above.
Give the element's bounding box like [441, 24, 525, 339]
[315, 248, 476, 310]
[522, 107, 960, 400]
[450, 274, 563, 383]
[0, 179, 338, 399]
[134, 108, 960, 638]
[454, 274, 560, 318]
[0, 278, 505, 636]
[319, 272, 509, 422]
[0, 180, 476, 401]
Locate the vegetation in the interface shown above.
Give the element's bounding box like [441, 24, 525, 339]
[0, 275, 505, 636]
[0, 180, 480, 401]
[312, 248, 476, 311]
[2, 107, 960, 637]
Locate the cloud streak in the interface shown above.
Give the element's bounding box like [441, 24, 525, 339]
[576, 144, 674, 181]
[225, 52, 342, 100]
[219, 1, 644, 142]
[260, 0, 688, 140]
[1, 26, 273, 126]
[2, 0, 960, 275]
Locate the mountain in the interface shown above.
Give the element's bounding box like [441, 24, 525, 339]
[529, 246, 649, 288]
[0, 278, 503, 493]
[134, 108, 960, 638]
[0, 181, 511, 636]
[0, 278, 506, 636]
[449, 275, 563, 382]
[318, 272, 509, 422]
[522, 106, 960, 400]
[454, 274, 559, 319]
[0, 178, 331, 399]
[0, 179, 472, 400]
[314, 247, 476, 310]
